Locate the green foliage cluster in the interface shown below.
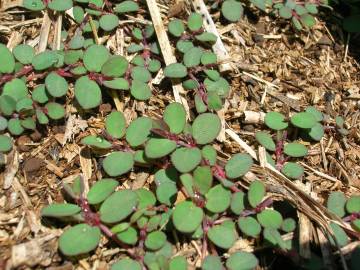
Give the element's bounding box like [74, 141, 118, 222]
[256, 107, 348, 179]
[165, 13, 230, 112]
[326, 192, 360, 247]
[211, 0, 329, 30]
[40, 102, 300, 269]
[0, 8, 163, 153]
[23, 0, 139, 32]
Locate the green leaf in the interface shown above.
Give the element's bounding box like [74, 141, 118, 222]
[238, 217, 261, 237]
[145, 231, 167, 251]
[343, 15, 360, 33]
[105, 111, 126, 139]
[221, 0, 243, 22]
[103, 78, 129, 90]
[201, 145, 217, 166]
[131, 66, 151, 83]
[126, 117, 153, 147]
[201, 52, 217, 65]
[192, 113, 221, 145]
[116, 226, 138, 245]
[346, 196, 360, 214]
[136, 188, 156, 209]
[3, 78, 28, 101]
[300, 14, 316, 28]
[0, 135, 11, 153]
[164, 63, 187, 78]
[307, 123, 324, 141]
[163, 102, 186, 134]
[13, 44, 35, 64]
[99, 14, 119, 31]
[41, 203, 81, 217]
[74, 76, 102, 109]
[195, 32, 217, 43]
[171, 147, 202, 173]
[208, 224, 236, 249]
[204, 70, 220, 81]
[8, 118, 24, 135]
[226, 251, 258, 270]
[204, 77, 230, 97]
[305, 106, 323, 122]
[172, 201, 203, 233]
[279, 6, 292, 19]
[169, 256, 188, 270]
[15, 98, 33, 113]
[194, 93, 207, 113]
[291, 112, 317, 129]
[128, 44, 144, 53]
[207, 92, 222, 111]
[59, 224, 101, 256]
[155, 167, 178, 185]
[180, 173, 195, 197]
[83, 45, 109, 72]
[21, 118, 36, 130]
[148, 59, 161, 73]
[352, 219, 360, 231]
[156, 181, 177, 206]
[184, 47, 203, 68]
[263, 228, 287, 249]
[231, 191, 245, 215]
[168, 19, 185, 37]
[327, 191, 346, 217]
[202, 255, 222, 270]
[264, 112, 288, 130]
[130, 80, 152, 101]
[0, 44, 15, 73]
[145, 138, 177, 159]
[225, 153, 253, 179]
[176, 40, 194, 53]
[0, 95, 16, 116]
[281, 162, 304, 179]
[45, 72, 68, 97]
[283, 143, 308, 157]
[257, 209, 283, 229]
[0, 117, 8, 131]
[187, 12, 203, 31]
[193, 166, 213, 195]
[103, 152, 134, 177]
[248, 180, 265, 208]
[23, 0, 45, 10]
[205, 184, 231, 213]
[87, 178, 118, 205]
[114, 1, 139, 13]
[329, 222, 349, 247]
[32, 50, 57, 70]
[255, 132, 275, 151]
[36, 109, 49, 125]
[73, 6, 85, 24]
[100, 190, 138, 223]
[48, 0, 72, 11]
[32, 84, 48, 104]
[281, 218, 296, 232]
[101, 56, 128, 77]
[69, 34, 84, 49]
[81, 135, 112, 149]
[45, 102, 65, 120]
[111, 258, 142, 270]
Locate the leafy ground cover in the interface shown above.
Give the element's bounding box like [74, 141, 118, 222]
[0, 0, 359, 269]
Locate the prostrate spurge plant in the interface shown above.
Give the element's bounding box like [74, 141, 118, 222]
[165, 13, 230, 112]
[211, 0, 329, 30]
[255, 107, 348, 179]
[0, 20, 162, 152]
[41, 102, 300, 270]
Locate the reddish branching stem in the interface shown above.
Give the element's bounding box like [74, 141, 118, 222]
[151, 128, 197, 148]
